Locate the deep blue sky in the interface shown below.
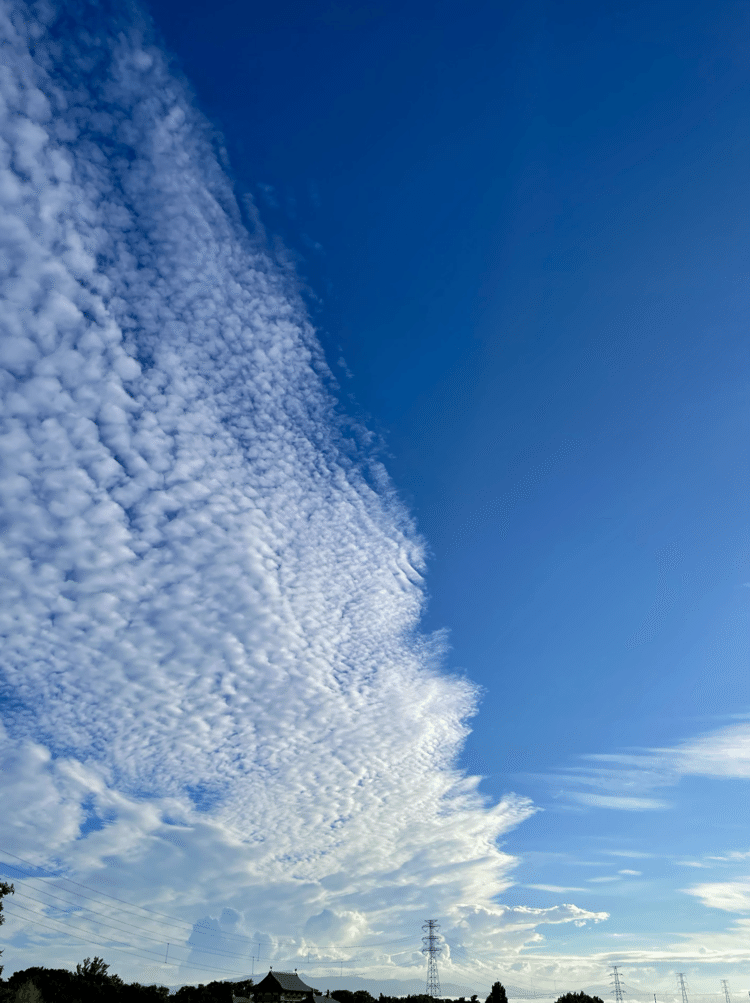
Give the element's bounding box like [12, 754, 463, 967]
[137, 0, 750, 947]
[1, 0, 749, 984]
[143, 0, 748, 777]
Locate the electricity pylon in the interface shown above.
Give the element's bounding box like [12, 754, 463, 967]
[677, 973, 689, 1003]
[721, 981, 731, 1003]
[422, 920, 442, 997]
[611, 966, 625, 1003]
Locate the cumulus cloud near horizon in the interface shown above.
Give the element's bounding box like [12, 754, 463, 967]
[0, 0, 612, 980]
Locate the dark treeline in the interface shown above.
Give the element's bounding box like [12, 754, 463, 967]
[0, 956, 604, 1003]
[326, 984, 603, 1003]
[329, 992, 475, 1003]
[0, 956, 259, 1003]
[329, 993, 458, 1003]
[0, 957, 174, 1003]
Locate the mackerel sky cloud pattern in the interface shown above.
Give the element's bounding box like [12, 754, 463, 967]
[0, 0, 612, 979]
[3, 0, 748, 990]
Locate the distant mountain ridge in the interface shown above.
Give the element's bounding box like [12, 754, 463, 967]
[219, 974, 559, 999]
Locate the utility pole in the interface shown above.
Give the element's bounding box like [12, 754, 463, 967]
[721, 981, 731, 1003]
[677, 973, 689, 1003]
[611, 966, 625, 1003]
[421, 920, 442, 998]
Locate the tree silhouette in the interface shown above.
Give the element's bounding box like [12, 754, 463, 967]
[172, 980, 234, 1003]
[0, 962, 170, 1003]
[0, 882, 14, 978]
[75, 958, 110, 982]
[13, 982, 44, 1003]
[486, 983, 508, 1003]
[331, 992, 375, 1003]
[555, 993, 604, 1003]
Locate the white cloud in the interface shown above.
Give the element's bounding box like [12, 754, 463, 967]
[0, 0, 600, 984]
[546, 722, 750, 812]
[682, 881, 750, 913]
[524, 885, 588, 893]
[569, 794, 670, 811]
[603, 851, 655, 858]
[672, 725, 750, 779]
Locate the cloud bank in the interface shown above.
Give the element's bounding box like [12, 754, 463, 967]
[0, 0, 611, 982]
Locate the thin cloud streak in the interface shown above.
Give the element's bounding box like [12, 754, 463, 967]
[539, 722, 750, 812]
[524, 885, 588, 893]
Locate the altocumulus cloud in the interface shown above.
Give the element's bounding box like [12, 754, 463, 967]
[0, 0, 606, 980]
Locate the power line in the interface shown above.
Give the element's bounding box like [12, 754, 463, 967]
[15, 882, 407, 966]
[11, 886, 257, 967]
[8, 900, 249, 980]
[8, 892, 373, 987]
[0, 849, 413, 954]
[0, 850, 238, 944]
[13, 885, 244, 959]
[11, 889, 370, 977]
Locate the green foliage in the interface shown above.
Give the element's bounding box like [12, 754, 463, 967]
[487, 984, 508, 1003]
[375, 996, 448, 1003]
[555, 993, 604, 1003]
[231, 980, 256, 999]
[76, 958, 122, 984]
[0, 965, 170, 1003]
[331, 992, 375, 1003]
[0, 967, 78, 1003]
[0, 882, 14, 977]
[0, 883, 14, 920]
[172, 980, 234, 1003]
[14, 983, 43, 1003]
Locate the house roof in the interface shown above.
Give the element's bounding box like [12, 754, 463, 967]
[254, 971, 316, 994]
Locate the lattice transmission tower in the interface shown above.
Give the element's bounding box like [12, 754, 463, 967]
[610, 966, 625, 1003]
[721, 981, 731, 1003]
[422, 919, 442, 998]
[677, 973, 689, 1003]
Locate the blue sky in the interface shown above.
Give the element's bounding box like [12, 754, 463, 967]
[0, 0, 748, 997]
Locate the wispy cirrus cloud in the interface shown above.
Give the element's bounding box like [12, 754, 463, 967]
[0, 0, 613, 984]
[524, 885, 588, 893]
[535, 722, 750, 813]
[682, 881, 750, 913]
[569, 794, 671, 811]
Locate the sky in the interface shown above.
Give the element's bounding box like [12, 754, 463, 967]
[0, 0, 748, 998]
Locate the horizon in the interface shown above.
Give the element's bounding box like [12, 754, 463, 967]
[5, 960, 746, 1001]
